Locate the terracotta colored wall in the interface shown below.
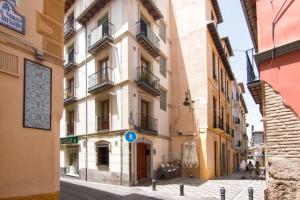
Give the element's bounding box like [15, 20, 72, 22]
[256, 0, 300, 116]
[260, 51, 300, 117]
[0, 0, 63, 199]
[256, 0, 300, 52]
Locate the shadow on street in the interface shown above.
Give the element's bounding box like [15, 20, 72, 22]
[61, 181, 163, 200]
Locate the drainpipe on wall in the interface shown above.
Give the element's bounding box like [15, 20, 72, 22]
[84, 23, 88, 182]
[218, 57, 222, 176]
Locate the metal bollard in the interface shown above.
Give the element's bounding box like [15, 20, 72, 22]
[248, 187, 253, 200]
[152, 179, 156, 191]
[179, 184, 184, 196]
[220, 187, 225, 200]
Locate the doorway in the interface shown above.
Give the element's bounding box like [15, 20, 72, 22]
[66, 146, 79, 176]
[221, 143, 226, 176]
[137, 142, 151, 180]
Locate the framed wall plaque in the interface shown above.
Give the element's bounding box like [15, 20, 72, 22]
[23, 59, 52, 130]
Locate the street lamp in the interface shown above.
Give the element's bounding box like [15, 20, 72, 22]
[183, 89, 194, 111]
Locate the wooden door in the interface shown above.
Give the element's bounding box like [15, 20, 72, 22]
[137, 143, 147, 179]
[101, 100, 109, 130]
[141, 100, 149, 129]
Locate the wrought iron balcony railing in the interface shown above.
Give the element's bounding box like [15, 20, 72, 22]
[246, 51, 259, 83]
[134, 113, 157, 133]
[64, 87, 76, 105]
[64, 16, 76, 40]
[136, 66, 160, 96]
[136, 20, 160, 58]
[88, 67, 114, 94]
[64, 49, 77, 71]
[88, 20, 113, 54]
[97, 115, 109, 131]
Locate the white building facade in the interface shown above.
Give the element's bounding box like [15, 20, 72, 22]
[61, 0, 171, 185]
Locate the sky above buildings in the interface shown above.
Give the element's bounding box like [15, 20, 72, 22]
[218, 0, 262, 139]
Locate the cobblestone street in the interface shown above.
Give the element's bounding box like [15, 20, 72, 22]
[61, 173, 266, 200]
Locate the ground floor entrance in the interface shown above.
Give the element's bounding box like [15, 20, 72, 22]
[136, 142, 152, 181]
[66, 146, 79, 176]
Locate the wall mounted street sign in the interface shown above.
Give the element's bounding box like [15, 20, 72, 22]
[0, 0, 25, 34]
[125, 131, 137, 143]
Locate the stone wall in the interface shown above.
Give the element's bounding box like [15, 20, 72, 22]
[264, 83, 300, 199]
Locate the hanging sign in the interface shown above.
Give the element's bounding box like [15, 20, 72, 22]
[0, 0, 25, 34]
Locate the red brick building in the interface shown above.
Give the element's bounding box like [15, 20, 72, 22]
[241, 0, 300, 199]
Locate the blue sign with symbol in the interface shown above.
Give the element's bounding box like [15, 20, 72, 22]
[125, 131, 137, 143]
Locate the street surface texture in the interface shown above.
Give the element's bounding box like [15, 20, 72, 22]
[61, 173, 265, 200]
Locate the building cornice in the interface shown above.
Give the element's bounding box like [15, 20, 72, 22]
[240, 0, 258, 52]
[207, 22, 234, 80]
[211, 0, 223, 24]
[254, 39, 300, 65]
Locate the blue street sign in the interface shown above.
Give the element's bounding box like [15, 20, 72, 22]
[125, 131, 137, 143]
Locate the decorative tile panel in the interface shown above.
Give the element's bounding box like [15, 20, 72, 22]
[24, 59, 52, 130]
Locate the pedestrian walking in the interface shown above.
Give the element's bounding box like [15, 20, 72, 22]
[255, 161, 260, 179]
[247, 161, 254, 178]
[240, 160, 247, 179]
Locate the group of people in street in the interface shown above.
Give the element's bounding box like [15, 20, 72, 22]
[239, 159, 261, 179]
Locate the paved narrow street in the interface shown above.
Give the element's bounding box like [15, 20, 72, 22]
[61, 173, 266, 200]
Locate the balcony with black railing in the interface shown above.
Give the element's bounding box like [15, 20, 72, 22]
[64, 87, 77, 105]
[64, 16, 76, 41]
[66, 123, 75, 136]
[64, 49, 77, 72]
[88, 67, 114, 94]
[140, 0, 163, 21]
[246, 50, 262, 113]
[97, 115, 109, 131]
[136, 20, 160, 58]
[88, 20, 113, 54]
[134, 113, 157, 134]
[136, 66, 160, 96]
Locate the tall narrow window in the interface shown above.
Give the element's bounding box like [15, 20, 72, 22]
[220, 69, 224, 92]
[96, 141, 110, 167]
[212, 51, 216, 79]
[159, 21, 166, 43]
[160, 56, 167, 78]
[221, 107, 224, 130]
[67, 110, 75, 135]
[213, 97, 217, 128]
[160, 89, 167, 111]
